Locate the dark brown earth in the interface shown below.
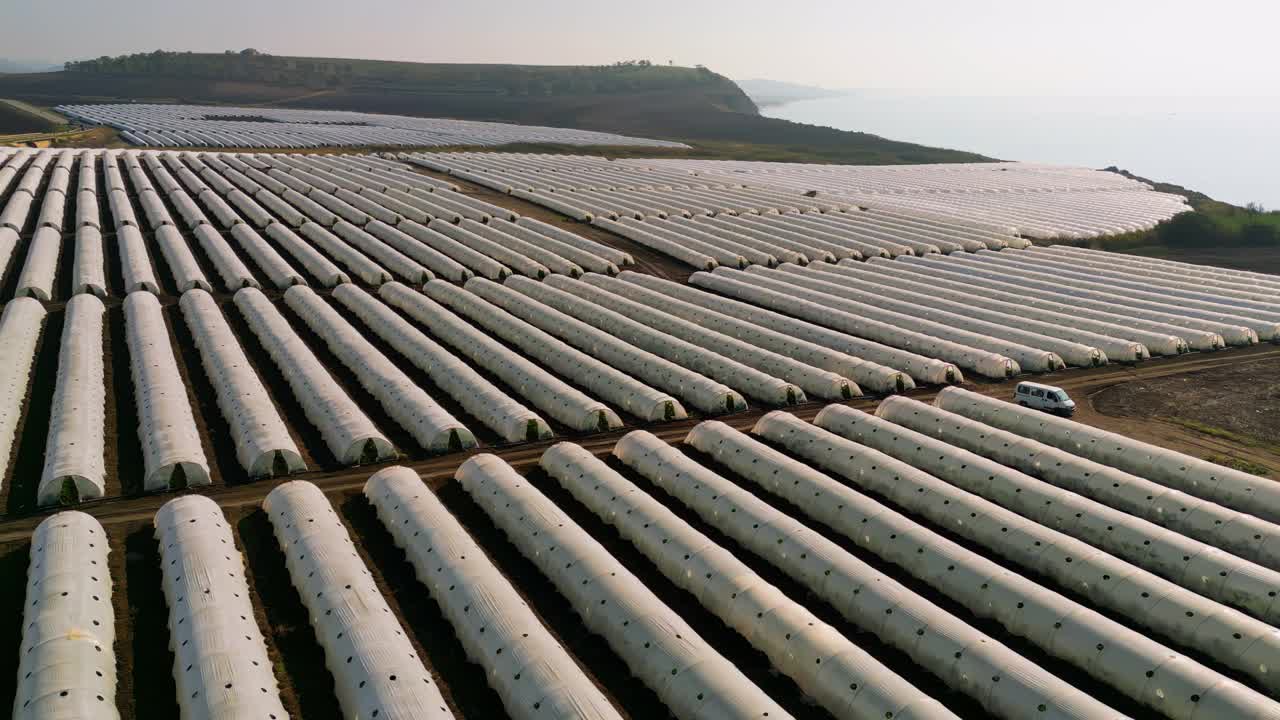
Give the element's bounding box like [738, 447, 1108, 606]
[1091, 355, 1280, 473]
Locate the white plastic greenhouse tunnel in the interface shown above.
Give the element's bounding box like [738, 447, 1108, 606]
[455, 453, 796, 720]
[13, 512, 118, 720]
[154, 495, 288, 720]
[364, 466, 621, 720]
[264, 480, 455, 719]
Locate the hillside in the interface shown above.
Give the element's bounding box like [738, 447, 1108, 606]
[737, 78, 843, 106]
[0, 51, 991, 164]
[1094, 166, 1280, 258]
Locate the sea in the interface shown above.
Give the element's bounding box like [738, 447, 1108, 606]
[762, 93, 1280, 210]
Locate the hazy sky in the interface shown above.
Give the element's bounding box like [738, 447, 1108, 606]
[4, 0, 1275, 96]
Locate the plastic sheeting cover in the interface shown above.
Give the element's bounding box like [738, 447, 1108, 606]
[265, 481, 454, 720]
[365, 466, 619, 720]
[456, 453, 794, 720]
[154, 495, 289, 720]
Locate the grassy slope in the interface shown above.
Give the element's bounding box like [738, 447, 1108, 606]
[1079, 167, 1280, 260]
[0, 54, 991, 165]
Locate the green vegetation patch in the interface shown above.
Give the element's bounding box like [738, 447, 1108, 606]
[1203, 454, 1271, 478]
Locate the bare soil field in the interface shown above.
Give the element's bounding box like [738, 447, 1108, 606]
[1091, 355, 1280, 475]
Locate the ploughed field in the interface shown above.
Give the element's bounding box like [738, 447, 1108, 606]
[3, 144, 1280, 720]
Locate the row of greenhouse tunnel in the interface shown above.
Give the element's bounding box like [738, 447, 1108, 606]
[16, 389, 1280, 718]
[3, 142, 1280, 719]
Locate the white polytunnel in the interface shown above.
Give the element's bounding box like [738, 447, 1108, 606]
[589, 272, 872, 397]
[391, 190, 463, 223]
[265, 169, 312, 196]
[751, 412, 1280, 717]
[364, 466, 621, 720]
[228, 224, 306, 289]
[459, 219, 583, 277]
[488, 219, 618, 275]
[825, 400, 1280, 628]
[934, 386, 1280, 524]
[622, 271, 958, 385]
[264, 481, 455, 720]
[909, 254, 1277, 342]
[298, 221, 392, 285]
[516, 189, 594, 221]
[307, 188, 372, 226]
[196, 189, 243, 228]
[692, 215, 837, 264]
[73, 224, 108, 297]
[679, 216, 814, 265]
[331, 220, 434, 284]
[0, 226, 17, 280]
[335, 187, 403, 225]
[179, 289, 306, 478]
[331, 283, 551, 442]
[263, 223, 350, 287]
[1025, 247, 1280, 307]
[510, 275, 803, 407]
[154, 225, 214, 293]
[14, 226, 61, 301]
[742, 265, 1073, 371]
[860, 258, 1203, 353]
[283, 285, 476, 453]
[638, 217, 777, 268]
[727, 215, 864, 261]
[233, 287, 393, 465]
[437, 188, 516, 221]
[879, 395, 1280, 571]
[192, 224, 260, 290]
[106, 189, 138, 229]
[0, 183, 37, 232]
[170, 189, 210, 228]
[137, 190, 175, 231]
[614, 272, 910, 393]
[12, 512, 118, 720]
[38, 294, 107, 506]
[540, 442, 958, 720]
[418, 189, 492, 222]
[377, 282, 620, 432]
[614, 429, 1117, 720]
[473, 277, 746, 415]
[124, 291, 211, 491]
[515, 217, 633, 266]
[1045, 245, 1280, 292]
[395, 220, 507, 281]
[253, 186, 307, 227]
[979, 248, 1280, 315]
[364, 220, 472, 282]
[455, 453, 796, 720]
[153, 495, 289, 720]
[687, 269, 1013, 379]
[555, 273, 855, 400]
[357, 188, 431, 224]
[428, 219, 549, 279]
[280, 189, 339, 227]
[424, 279, 682, 422]
[802, 262, 1152, 361]
[0, 298, 48, 487]
[592, 217, 721, 270]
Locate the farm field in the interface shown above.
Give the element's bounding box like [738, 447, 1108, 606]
[56, 103, 691, 150]
[2, 143, 1280, 720]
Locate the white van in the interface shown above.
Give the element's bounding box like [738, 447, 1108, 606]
[1014, 381, 1076, 416]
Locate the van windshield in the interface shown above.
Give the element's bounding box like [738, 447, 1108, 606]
[1048, 391, 1068, 401]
